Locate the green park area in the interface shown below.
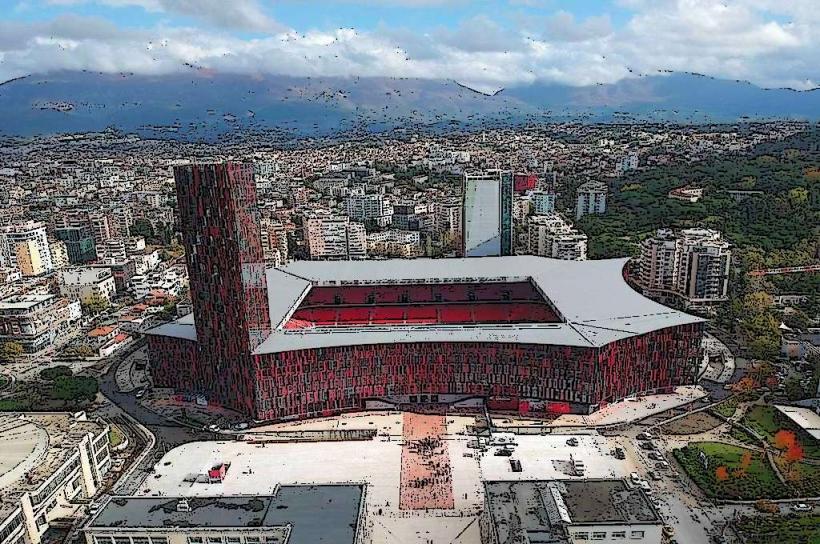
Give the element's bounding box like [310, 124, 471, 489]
[0, 366, 98, 412]
[742, 405, 820, 460]
[735, 515, 820, 544]
[674, 442, 790, 500]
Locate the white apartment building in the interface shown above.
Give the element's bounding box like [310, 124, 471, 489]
[59, 268, 117, 304]
[0, 413, 112, 544]
[0, 222, 54, 275]
[346, 193, 393, 228]
[367, 230, 422, 258]
[639, 228, 731, 305]
[528, 214, 588, 261]
[575, 181, 608, 220]
[305, 216, 367, 260]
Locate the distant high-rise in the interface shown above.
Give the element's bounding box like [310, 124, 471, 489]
[172, 162, 271, 414]
[461, 170, 513, 257]
[575, 180, 608, 220]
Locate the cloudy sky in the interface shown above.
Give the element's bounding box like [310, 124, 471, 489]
[1, 0, 818, 92]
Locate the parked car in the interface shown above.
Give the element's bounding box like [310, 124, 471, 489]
[494, 448, 513, 457]
[637, 432, 654, 440]
[791, 503, 812, 512]
[630, 472, 641, 484]
[613, 447, 626, 460]
[135, 388, 147, 399]
[566, 438, 579, 447]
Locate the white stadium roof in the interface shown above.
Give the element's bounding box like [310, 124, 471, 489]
[147, 256, 704, 353]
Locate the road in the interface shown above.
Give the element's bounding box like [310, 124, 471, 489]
[96, 339, 217, 494]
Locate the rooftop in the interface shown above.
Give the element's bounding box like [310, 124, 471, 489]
[0, 294, 55, 311]
[87, 485, 363, 544]
[147, 256, 704, 352]
[0, 413, 107, 519]
[484, 479, 660, 544]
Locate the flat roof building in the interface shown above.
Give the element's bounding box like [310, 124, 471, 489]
[481, 479, 663, 544]
[83, 485, 365, 544]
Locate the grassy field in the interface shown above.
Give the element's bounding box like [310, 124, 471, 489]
[674, 442, 790, 500]
[776, 458, 820, 498]
[108, 425, 125, 448]
[712, 396, 741, 418]
[735, 515, 820, 544]
[729, 425, 759, 446]
[742, 405, 820, 460]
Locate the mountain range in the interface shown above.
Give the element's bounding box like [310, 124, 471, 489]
[1, 70, 818, 141]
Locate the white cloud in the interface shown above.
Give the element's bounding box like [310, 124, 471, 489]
[2, 0, 818, 90]
[45, 0, 284, 31]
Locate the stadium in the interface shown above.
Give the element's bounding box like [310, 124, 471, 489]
[146, 163, 704, 422]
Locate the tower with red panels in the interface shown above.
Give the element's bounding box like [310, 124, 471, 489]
[174, 162, 271, 414]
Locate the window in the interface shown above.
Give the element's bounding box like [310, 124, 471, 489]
[630, 531, 645, 539]
[151, 538, 168, 544]
[573, 532, 589, 540]
[245, 538, 260, 544]
[188, 538, 203, 544]
[225, 538, 240, 544]
[612, 532, 626, 539]
[207, 537, 223, 544]
[592, 533, 606, 540]
[132, 538, 149, 544]
[114, 538, 129, 544]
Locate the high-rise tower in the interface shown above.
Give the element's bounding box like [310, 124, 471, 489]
[461, 170, 513, 257]
[174, 162, 271, 413]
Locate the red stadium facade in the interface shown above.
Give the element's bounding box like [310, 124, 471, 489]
[147, 163, 704, 422]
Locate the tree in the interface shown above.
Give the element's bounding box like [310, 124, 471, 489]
[130, 218, 155, 239]
[0, 341, 24, 363]
[51, 375, 98, 403]
[715, 466, 730, 481]
[82, 295, 109, 316]
[40, 365, 73, 381]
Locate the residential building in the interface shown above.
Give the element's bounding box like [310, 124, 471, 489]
[528, 214, 587, 261]
[14, 240, 47, 277]
[676, 228, 731, 304]
[392, 201, 421, 231]
[532, 191, 556, 215]
[0, 294, 80, 352]
[639, 228, 731, 305]
[59, 267, 117, 304]
[462, 170, 514, 257]
[639, 229, 680, 294]
[575, 180, 608, 220]
[0, 222, 53, 274]
[260, 218, 288, 267]
[0, 413, 111, 544]
[367, 230, 422, 258]
[346, 193, 393, 228]
[305, 216, 367, 260]
[49, 240, 70, 270]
